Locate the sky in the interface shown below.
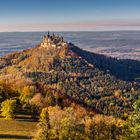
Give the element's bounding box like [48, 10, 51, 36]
[0, 0, 140, 31]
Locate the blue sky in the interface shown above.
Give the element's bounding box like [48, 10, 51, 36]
[0, 0, 140, 31]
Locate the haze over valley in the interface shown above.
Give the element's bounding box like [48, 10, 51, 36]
[0, 31, 140, 60]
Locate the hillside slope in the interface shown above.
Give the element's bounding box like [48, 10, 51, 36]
[0, 34, 140, 118]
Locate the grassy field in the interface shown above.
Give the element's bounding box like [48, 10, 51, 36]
[0, 115, 37, 140]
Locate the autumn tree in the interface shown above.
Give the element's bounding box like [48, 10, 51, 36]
[19, 86, 33, 105]
[1, 99, 17, 119]
[124, 99, 140, 140]
[0, 83, 16, 102]
[85, 117, 97, 140]
[34, 107, 50, 140]
[57, 107, 83, 140]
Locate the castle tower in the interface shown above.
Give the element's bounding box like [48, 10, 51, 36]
[43, 35, 48, 43]
[47, 31, 50, 38]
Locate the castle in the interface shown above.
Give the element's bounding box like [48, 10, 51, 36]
[40, 32, 68, 48]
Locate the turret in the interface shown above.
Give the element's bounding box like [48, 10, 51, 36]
[43, 35, 47, 43]
[47, 31, 50, 38]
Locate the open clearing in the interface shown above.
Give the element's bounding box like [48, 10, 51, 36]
[0, 115, 37, 140]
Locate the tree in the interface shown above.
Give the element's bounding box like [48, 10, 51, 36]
[85, 117, 97, 140]
[19, 86, 33, 105]
[59, 107, 83, 140]
[124, 99, 140, 140]
[1, 99, 16, 119]
[47, 106, 83, 139]
[0, 83, 16, 102]
[34, 107, 50, 140]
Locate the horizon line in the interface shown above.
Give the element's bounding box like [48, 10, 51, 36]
[1, 29, 140, 33]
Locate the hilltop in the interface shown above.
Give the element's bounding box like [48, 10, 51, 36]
[0, 33, 140, 119]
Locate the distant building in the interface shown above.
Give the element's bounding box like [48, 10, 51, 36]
[40, 32, 68, 48]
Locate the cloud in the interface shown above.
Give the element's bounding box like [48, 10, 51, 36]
[1, 20, 140, 31]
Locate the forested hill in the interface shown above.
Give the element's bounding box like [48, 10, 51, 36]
[70, 43, 140, 82]
[0, 34, 140, 119]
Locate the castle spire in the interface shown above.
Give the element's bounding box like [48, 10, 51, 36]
[47, 31, 50, 38]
